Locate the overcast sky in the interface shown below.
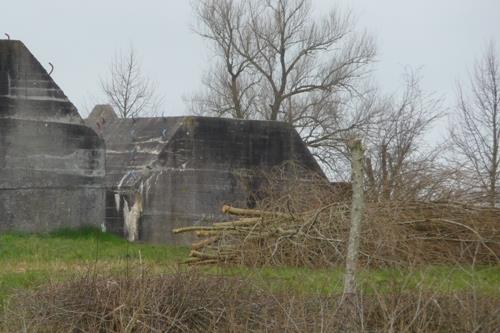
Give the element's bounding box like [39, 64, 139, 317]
[3, 0, 500, 124]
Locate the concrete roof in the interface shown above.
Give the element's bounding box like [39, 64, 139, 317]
[0, 40, 82, 124]
[98, 116, 325, 189]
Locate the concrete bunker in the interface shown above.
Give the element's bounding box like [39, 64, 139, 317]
[0, 40, 106, 233]
[0, 39, 326, 243]
[92, 113, 326, 244]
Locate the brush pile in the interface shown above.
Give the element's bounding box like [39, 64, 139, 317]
[173, 201, 500, 267]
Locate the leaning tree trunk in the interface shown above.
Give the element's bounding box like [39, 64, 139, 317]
[340, 138, 366, 332]
[343, 138, 365, 296]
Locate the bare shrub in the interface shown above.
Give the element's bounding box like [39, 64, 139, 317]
[2, 271, 500, 332]
[236, 161, 349, 212]
[2, 271, 254, 332]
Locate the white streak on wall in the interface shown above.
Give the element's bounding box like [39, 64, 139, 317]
[144, 173, 157, 202]
[135, 147, 162, 154]
[107, 148, 161, 155]
[114, 193, 121, 213]
[117, 171, 132, 189]
[123, 193, 142, 242]
[133, 137, 163, 144]
[5, 94, 69, 102]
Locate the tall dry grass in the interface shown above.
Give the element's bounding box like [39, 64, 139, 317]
[2, 270, 499, 332]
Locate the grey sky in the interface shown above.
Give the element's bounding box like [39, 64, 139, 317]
[3, 0, 500, 121]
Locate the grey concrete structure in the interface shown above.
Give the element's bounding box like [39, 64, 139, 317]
[95, 113, 325, 244]
[86, 104, 117, 133]
[0, 39, 324, 243]
[0, 40, 105, 233]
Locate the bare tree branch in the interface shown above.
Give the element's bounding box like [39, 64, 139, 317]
[101, 47, 163, 118]
[363, 70, 444, 201]
[449, 41, 500, 207]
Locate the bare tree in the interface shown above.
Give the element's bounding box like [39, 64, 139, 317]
[235, 0, 375, 121]
[189, 0, 260, 119]
[188, 63, 261, 119]
[364, 71, 443, 201]
[300, 86, 380, 177]
[449, 42, 500, 207]
[101, 47, 162, 118]
[190, 0, 376, 171]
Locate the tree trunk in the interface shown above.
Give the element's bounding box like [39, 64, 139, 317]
[343, 138, 365, 296]
[230, 74, 244, 119]
[380, 143, 391, 200]
[365, 157, 376, 199]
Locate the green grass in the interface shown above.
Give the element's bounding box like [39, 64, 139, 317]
[206, 265, 500, 295]
[0, 227, 187, 263]
[1, 228, 499, 307]
[0, 227, 188, 306]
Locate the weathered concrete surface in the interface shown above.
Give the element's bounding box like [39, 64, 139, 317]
[0, 40, 105, 233]
[86, 104, 117, 134]
[99, 114, 325, 244]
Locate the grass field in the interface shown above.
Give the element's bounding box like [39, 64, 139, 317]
[1, 228, 500, 307]
[0, 228, 187, 305]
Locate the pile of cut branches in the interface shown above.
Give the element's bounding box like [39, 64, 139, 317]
[173, 201, 500, 267]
